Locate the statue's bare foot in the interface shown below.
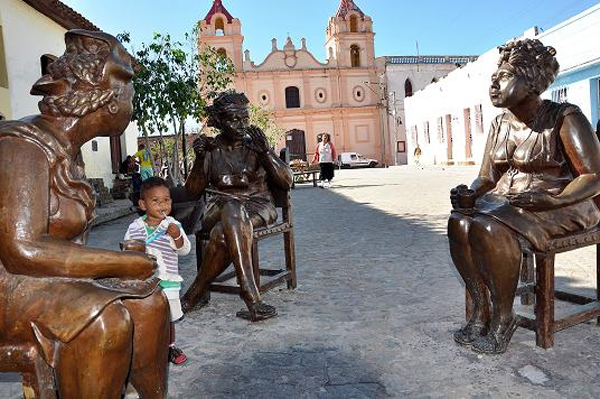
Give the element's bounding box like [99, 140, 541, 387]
[453, 322, 488, 346]
[236, 301, 277, 322]
[181, 292, 211, 314]
[471, 316, 517, 354]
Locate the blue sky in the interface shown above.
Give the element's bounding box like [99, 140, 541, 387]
[61, 0, 600, 62]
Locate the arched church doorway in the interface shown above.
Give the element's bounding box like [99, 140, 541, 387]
[286, 129, 307, 161]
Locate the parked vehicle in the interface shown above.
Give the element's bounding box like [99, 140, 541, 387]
[337, 152, 378, 168]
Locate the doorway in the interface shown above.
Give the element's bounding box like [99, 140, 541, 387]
[286, 129, 307, 161]
[445, 114, 453, 162]
[463, 108, 472, 160]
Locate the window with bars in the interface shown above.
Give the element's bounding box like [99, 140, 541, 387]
[551, 87, 568, 103]
[411, 125, 418, 146]
[423, 121, 430, 143]
[437, 117, 444, 143]
[475, 104, 484, 133]
[285, 86, 301, 108]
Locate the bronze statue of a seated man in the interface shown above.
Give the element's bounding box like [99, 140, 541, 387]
[182, 91, 293, 321]
[448, 38, 600, 354]
[0, 30, 169, 398]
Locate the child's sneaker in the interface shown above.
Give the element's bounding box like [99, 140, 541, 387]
[169, 345, 188, 365]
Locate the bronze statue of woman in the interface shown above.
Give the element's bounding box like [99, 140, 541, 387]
[182, 91, 293, 321]
[0, 30, 169, 397]
[449, 38, 600, 354]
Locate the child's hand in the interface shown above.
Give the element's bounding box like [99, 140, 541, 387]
[167, 223, 181, 239]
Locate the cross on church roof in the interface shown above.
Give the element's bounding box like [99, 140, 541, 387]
[335, 0, 365, 19]
[204, 0, 234, 23]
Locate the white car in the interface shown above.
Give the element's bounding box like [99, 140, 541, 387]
[337, 152, 379, 168]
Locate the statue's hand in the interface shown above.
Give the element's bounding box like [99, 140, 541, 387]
[508, 192, 561, 210]
[122, 254, 156, 280]
[246, 125, 270, 154]
[450, 184, 469, 209]
[192, 135, 212, 157]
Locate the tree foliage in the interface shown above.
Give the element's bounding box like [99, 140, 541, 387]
[118, 28, 234, 185]
[249, 103, 286, 148]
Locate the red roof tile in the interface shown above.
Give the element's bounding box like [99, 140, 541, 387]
[22, 0, 99, 31]
[335, 0, 365, 19]
[204, 0, 234, 23]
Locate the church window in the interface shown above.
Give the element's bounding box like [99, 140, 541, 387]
[285, 86, 301, 108]
[315, 88, 327, 103]
[215, 17, 225, 35]
[349, 15, 358, 32]
[216, 48, 227, 57]
[352, 86, 365, 102]
[405, 79, 413, 97]
[350, 45, 360, 67]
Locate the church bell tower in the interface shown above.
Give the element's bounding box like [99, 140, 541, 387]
[325, 0, 375, 68]
[198, 0, 244, 72]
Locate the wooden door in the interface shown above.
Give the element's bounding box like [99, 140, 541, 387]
[286, 129, 306, 161]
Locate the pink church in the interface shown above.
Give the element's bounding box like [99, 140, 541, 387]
[199, 0, 384, 164]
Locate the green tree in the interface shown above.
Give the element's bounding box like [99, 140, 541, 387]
[120, 28, 234, 185]
[249, 103, 286, 148]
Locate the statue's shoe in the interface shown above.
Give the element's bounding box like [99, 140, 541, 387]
[453, 322, 488, 346]
[470, 316, 518, 354]
[236, 302, 277, 322]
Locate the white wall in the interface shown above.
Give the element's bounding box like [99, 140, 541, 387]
[0, 0, 140, 188]
[0, 0, 66, 118]
[404, 3, 600, 166]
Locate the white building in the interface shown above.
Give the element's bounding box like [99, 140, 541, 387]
[0, 0, 139, 187]
[378, 55, 477, 165]
[404, 3, 600, 167]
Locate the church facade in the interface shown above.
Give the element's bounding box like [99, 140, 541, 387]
[199, 0, 382, 163]
[199, 0, 476, 166]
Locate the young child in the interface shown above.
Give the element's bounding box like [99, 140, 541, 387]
[124, 176, 191, 365]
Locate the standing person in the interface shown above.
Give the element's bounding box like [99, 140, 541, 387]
[125, 177, 191, 364]
[414, 144, 422, 166]
[312, 133, 337, 188]
[135, 143, 154, 181]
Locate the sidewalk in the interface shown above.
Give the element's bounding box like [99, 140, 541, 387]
[92, 198, 137, 226]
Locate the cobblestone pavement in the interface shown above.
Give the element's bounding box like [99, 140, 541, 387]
[2, 166, 600, 398]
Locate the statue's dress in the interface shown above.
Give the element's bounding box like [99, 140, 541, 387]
[200, 136, 277, 231]
[0, 121, 156, 361]
[461, 100, 600, 250]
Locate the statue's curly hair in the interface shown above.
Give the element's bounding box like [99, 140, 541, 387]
[206, 91, 249, 128]
[497, 38, 559, 95]
[33, 30, 133, 117]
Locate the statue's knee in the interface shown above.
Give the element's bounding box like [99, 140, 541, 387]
[93, 301, 133, 347]
[209, 224, 226, 245]
[448, 213, 471, 243]
[146, 290, 169, 316]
